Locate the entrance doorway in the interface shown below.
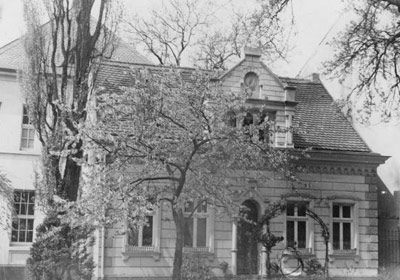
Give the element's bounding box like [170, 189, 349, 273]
[237, 200, 259, 275]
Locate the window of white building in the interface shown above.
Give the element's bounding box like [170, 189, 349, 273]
[20, 106, 35, 150]
[11, 190, 35, 243]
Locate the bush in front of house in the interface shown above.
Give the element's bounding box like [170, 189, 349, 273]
[26, 211, 94, 280]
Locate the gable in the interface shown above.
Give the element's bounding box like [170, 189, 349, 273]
[219, 57, 285, 101]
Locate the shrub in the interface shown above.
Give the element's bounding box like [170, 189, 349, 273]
[26, 211, 94, 280]
[181, 255, 212, 280]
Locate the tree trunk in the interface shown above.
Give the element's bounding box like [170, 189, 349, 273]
[266, 250, 271, 277]
[61, 155, 82, 201]
[172, 208, 185, 280]
[324, 240, 329, 279]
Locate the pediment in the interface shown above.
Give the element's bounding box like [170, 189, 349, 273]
[219, 56, 286, 102]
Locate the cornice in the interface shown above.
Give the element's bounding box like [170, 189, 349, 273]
[296, 162, 378, 177]
[292, 150, 389, 177]
[245, 98, 298, 107]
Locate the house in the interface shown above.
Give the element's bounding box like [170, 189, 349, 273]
[0, 36, 389, 279]
[0, 36, 151, 279]
[83, 47, 388, 279]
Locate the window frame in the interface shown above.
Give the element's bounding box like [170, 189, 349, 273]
[11, 190, 35, 245]
[329, 200, 359, 256]
[237, 110, 276, 146]
[283, 200, 314, 255]
[20, 105, 35, 150]
[122, 206, 161, 261]
[183, 200, 214, 254]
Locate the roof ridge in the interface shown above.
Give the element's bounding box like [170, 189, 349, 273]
[0, 37, 21, 55]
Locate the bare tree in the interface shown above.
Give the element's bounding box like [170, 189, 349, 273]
[326, 0, 400, 120]
[127, 0, 212, 66]
[128, 0, 292, 69]
[21, 0, 119, 203]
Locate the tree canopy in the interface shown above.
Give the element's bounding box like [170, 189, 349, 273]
[127, 0, 292, 69]
[327, 0, 400, 120]
[82, 66, 294, 279]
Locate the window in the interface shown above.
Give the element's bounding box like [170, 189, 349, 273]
[332, 204, 353, 252]
[243, 72, 260, 98]
[122, 206, 161, 260]
[20, 106, 35, 150]
[127, 216, 154, 248]
[258, 111, 275, 144]
[11, 190, 35, 243]
[227, 111, 237, 127]
[286, 202, 308, 250]
[184, 201, 211, 252]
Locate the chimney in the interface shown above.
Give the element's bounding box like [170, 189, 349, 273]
[243, 47, 262, 61]
[311, 73, 320, 82]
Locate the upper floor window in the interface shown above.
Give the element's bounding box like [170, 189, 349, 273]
[20, 106, 35, 150]
[226, 111, 237, 127]
[11, 190, 35, 243]
[184, 201, 212, 252]
[332, 204, 353, 252]
[259, 111, 275, 144]
[243, 72, 260, 98]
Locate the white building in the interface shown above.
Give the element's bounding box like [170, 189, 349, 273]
[0, 36, 151, 279]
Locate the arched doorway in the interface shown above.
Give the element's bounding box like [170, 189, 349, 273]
[237, 200, 259, 275]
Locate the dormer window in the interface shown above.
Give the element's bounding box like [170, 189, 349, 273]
[227, 111, 237, 127]
[258, 111, 275, 144]
[242, 112, 254, 127]
[243, 72, 260, 98]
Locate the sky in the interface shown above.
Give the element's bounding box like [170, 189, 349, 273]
[0, 0, 399, 193]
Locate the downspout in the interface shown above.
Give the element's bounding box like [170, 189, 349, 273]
[100, 226, 105, 279]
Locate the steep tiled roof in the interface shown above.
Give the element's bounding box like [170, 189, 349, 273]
[96, 62, 371, 153]
[0, 34, 151, 71]
[281, 77, 370, 152]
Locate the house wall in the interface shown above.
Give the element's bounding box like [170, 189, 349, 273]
[0, 72, 43, 270]
[101, 164, 379, 279]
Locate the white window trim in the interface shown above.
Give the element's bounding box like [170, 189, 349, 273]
[183, 202, 214, 254]
[122, 206, 161, 261]
[283, 200, 314, 255]
[11, 190, 35, 245]
[329, 200, 359, 257]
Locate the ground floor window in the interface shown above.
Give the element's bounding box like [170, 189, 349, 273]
[128, 215, 154, 248]
[286, 202, 308, 249]
[11, 190, 35, 243]
[184, 201, 210, 251]
[332, 204, 353, 251]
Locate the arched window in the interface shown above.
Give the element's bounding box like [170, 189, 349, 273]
[243, 72, 260, 98]
[242, 112, 254, 127]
